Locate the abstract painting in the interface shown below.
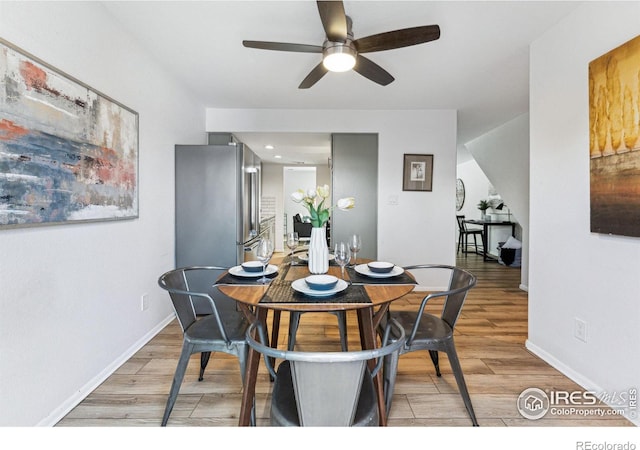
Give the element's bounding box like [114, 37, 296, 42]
[0, 39, 138, 228]
[589, 34, 640, 237]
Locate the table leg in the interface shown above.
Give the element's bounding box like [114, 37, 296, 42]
[483, 223, 489, 261]
[357, 307, 387, 426]
[238, 306, 267, 426]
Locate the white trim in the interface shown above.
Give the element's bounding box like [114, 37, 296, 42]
[526, 340, 639, 427]
[37, 314, 175, 427]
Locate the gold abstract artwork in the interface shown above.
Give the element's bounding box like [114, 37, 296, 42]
[589, 34, 640, 237]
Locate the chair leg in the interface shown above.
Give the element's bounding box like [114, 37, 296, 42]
[269, 310, 282, 376]
[445, 341, 478, 426]
[236, 345, 256, 427]
[199, 351, 211, 381]
[428, 350, 441, 377]
[162, 341, 194, 426]
[271, 310, 281, 346]
[290, 311, 348, 351]
[336, 311, 348, 351]
[288, 311, 301, 351]
[383, 348, 401, 417]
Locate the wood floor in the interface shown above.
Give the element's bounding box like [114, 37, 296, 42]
[56, 251, 633, 428]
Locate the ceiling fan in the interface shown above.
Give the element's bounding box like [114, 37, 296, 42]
[242, 0, 440, 89]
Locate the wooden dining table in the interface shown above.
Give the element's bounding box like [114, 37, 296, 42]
[464, 219, 516, 261]
[217, 258, 416, 426]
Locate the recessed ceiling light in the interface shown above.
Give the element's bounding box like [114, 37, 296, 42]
[265, 144, 274, 150]
[274, 155, 282, 159]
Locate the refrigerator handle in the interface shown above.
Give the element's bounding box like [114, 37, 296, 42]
[249, 171, 259, 237]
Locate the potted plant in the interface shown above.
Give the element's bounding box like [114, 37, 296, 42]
[477, 199, 490, 220]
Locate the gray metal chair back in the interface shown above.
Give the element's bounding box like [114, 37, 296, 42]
[247, 319, 405, 426]
[404, 264, 477, 343]
[160, 266, 231, 342]
[157, 266, 251, 426]
[382, 264, 479, 425]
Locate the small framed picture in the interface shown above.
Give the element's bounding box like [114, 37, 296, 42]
[403, 154, 434, 191]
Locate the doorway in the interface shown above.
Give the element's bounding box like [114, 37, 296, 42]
[283, 166, 316, 237]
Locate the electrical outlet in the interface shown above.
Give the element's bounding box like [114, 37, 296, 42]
[141, 293, 149, 311]
[574, 318, 587, 342]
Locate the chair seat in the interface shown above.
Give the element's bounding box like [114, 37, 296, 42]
[389, 311, 453, 347]
[269, 360, 378, 427]
[185, 311, 249, 345]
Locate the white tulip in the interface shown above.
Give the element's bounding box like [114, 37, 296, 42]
[291, 190, 305, 203]
[317, 184, 330, 198]
[337, 197, 355, 210]
[306, 188, 317, 200]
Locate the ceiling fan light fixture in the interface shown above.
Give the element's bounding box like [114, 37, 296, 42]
[323, 43, 356, 72]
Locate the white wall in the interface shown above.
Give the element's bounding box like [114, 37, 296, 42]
[0, 2, 204, 425]
[456, 159, 491, 222]
[207, 109, 458, 287]
[464, 113, 530, 288]
[529, 1, 640, 425]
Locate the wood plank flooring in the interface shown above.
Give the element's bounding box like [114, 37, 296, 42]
[56, 251, 633, 428]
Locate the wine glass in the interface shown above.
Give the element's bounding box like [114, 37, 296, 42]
[286, 231, 299, 263]
[255, 237, 274, 284]
[349, 234, 361, 267]
[334, 242, 351, 280]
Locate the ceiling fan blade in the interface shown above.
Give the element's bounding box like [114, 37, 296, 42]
[353, 55, 394, 86]
[354, 25, 441, 53]
[298, 62, 329, 89]
[316, 0, 347, 42]
[243, 40, 323, 53]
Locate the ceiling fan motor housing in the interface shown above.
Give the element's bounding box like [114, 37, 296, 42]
[322, 38, 357, 72]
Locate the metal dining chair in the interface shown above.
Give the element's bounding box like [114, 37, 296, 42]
[276, 247, 349, 351]
[287, 310, 348, 351]
[456, 215, 484, 255]
[381, 264, 479, 425]
[247, 318, 405, 426]
[157, 266, 251, 426]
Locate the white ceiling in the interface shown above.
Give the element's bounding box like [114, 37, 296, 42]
[102, 0, 581, 164]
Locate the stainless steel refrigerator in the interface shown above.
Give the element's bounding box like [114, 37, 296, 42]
[175, 141, 261, 312]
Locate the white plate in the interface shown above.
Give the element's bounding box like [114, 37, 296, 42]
[229, 264, 278, 278]
[354, 264, 404, 278]
[291, 278, 348, 297]
[297, 253, 336, 262]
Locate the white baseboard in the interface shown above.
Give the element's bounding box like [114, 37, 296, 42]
[525, 339, 639, 427]
[519, 283, 528, 292]
[38, 314, 175, 427]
